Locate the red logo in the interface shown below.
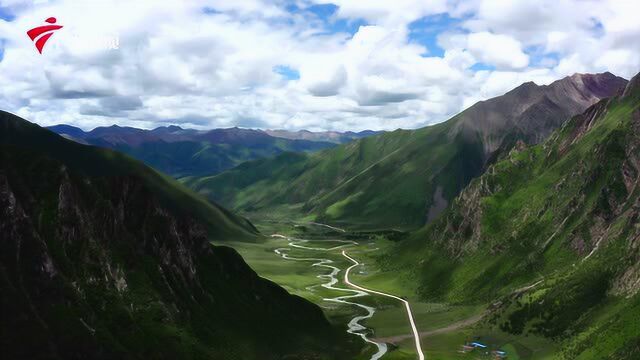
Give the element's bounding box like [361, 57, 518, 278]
[27, 17, 63, 54]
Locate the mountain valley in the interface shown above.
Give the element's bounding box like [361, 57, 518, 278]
[185, 72, 628, 230]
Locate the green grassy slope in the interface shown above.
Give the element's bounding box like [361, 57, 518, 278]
[1, 111, 256, 240]
[0, 111, 359, 360]
[384, 73, 640, 358]
[185, 122, 487, 229]
[186, 73, 627, 230]
[185, 128, 436, 227]
[185, 119, 483, 230]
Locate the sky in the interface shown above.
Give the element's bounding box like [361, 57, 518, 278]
[0, 0, 639, 131]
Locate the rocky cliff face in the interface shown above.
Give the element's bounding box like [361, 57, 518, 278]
[454, 72, 628, 155]
[393, 72, 640, 359]
[448, 73, 638, 254]
[0, 113, 354, 360]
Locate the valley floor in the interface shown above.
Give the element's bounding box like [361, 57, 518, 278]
[216, 222, 558, 360]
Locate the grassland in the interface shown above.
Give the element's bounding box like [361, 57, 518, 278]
[185, 123, 487, 231]
[381, 87, 640, 359]
[184, 74, 628, 233]
[218, 221, 557, 359]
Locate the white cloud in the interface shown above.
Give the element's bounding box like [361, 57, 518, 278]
[316, 0, 448, 27]
[303, 65, 347, 96]
[462, 0, 640, 78]
[466, 32, 529, 69]
[0, 0, 638, 132]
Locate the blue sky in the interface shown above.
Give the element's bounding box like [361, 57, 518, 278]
[273, 65, 300, 80]
[407, 14, 456, 57]
[286, 3, 456, 59]
[279, 3, 499, 81]
[0, 5, 14, 21]
[0, 1, 638, 131]
[303, 3, 367, 35]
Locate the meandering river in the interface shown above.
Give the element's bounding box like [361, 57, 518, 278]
[272, 235, 388, 360]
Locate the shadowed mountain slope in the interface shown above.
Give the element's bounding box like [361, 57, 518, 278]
[0, 111, 357, 360]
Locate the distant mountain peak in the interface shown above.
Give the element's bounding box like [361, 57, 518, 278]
[48, 123, 82, 130]
[569, 71, 617, 80]
[46, 124, 87, 141]
[153, 124, 183, 130]
[263, 129, 383, 143]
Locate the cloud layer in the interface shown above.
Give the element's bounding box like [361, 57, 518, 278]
[0, 0, 639, 131]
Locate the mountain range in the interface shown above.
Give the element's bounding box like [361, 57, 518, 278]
[0, 111, 357, 359]
[47, 125, 379, 178]
[4, 70, 640, 359]
[264, 129, 382, 143]
[184, 72, 628, 230]
[387, 71, 640, 359]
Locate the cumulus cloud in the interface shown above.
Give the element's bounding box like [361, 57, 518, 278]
[80, 96, 143, 116]
[466, 32, 529, 69]
[305, 65, 347, 97]
[316, 0, 448, 27]
[0, 0, 638, 131]
[462, 0, 640, 78]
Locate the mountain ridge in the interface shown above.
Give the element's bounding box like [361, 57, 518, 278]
[264, 129, 383, 143]
[48, 124, 339, 178]
[2, 111, 257, 239]
[186, 72, 628, 230]
[383, 71, 640, 358]
[0, 111, 357, 359]
[48, 124, 382, 178]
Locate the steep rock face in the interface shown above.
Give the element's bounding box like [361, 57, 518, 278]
[0, 113, 353, 360]
[391, 72, 640, 359]
[453, 72, 628, 155]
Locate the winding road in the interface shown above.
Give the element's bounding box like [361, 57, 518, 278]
[342, 251, 425, 360]
[271, 232, 425, 360]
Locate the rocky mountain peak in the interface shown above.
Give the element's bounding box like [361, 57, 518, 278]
[562, 71, 628, 98]
[454, 72, 627, 157]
